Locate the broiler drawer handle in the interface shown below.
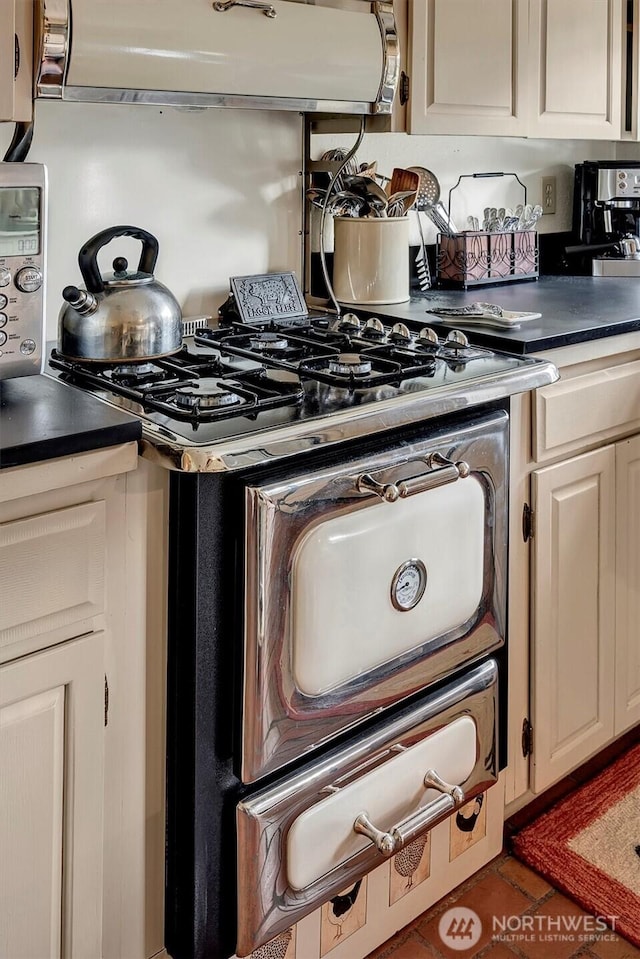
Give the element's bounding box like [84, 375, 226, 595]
[212, 0, 277, 16]
[356, 453, 471, 503]
[353, 769, 465, 858]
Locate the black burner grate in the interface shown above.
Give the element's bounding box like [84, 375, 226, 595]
[49, 348, 305, 425]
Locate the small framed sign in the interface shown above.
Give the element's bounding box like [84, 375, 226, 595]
[229, 272, 308, 324]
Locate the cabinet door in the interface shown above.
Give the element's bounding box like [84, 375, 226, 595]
[408, 0, 528, 135]
[615, 434, 640, 734]
[529, 0, 623, 138]
[0, 633, 105, 959]
[531, 447, 616, 794]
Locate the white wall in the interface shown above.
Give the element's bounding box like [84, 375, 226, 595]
[0, 101, 304, 337]
[313, 132, 619, 247]
[2, 98, 635, 342]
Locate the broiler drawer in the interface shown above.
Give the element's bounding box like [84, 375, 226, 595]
[236, 658, 498, 956]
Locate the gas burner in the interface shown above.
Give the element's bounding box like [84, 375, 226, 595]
[112, 363, 156, 377]
[175, 382, 244, 410]
[109, 362, 167, 385]
[328, 353, 373, 377]
[249, 331, 290, 351]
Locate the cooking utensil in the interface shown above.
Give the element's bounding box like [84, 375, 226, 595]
[320, 148, 360, 193]
[426, 201, 458, 235]
[307, 187, 367, 217]
[58, 225, 183, 362]
[342, 174, 390, 217]
[387, 168, 420, 198]
[407, 166, 440, 207]
[405, 166, 441, 292]
[386, 189, 418, 218]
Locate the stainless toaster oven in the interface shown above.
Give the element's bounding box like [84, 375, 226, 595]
[0, 162, 47, 379]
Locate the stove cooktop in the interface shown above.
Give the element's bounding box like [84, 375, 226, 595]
[47, 312, 558, 468]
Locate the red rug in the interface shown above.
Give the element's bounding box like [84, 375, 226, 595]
[512, 743, 640, 946]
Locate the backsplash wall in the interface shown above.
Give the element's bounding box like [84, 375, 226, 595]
[1, 100, 634, 338]
[313, 132, 619, 247]
[0, 101, 304, 337]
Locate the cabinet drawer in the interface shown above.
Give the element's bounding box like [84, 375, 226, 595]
[0, 501, 105, 659]
[534, 359, 640, 461]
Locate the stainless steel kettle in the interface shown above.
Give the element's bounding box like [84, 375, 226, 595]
[58, 225, 183, 362]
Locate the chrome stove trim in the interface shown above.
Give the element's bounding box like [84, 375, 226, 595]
[373, 1, 399, 115]
[236, 659, 498, 956]
[241, 411, 508, 782]
[134, 358, 559, 472]
[59, 87, 380, 114]
[35, 0, 70, 99]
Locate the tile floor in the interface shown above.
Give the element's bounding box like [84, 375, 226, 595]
[366, 730, 640, 959]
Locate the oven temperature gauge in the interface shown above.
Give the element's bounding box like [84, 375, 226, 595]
[391, 559, 427, 611]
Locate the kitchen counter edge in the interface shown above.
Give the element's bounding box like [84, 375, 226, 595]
[0, 374, 142, 470]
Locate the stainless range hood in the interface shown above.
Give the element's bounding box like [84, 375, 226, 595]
[35, 0, 399, 114]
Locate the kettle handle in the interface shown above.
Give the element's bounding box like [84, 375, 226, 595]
[78, 226, 159, 294]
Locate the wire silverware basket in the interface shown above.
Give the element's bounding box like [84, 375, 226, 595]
[436, 173, 539, 289]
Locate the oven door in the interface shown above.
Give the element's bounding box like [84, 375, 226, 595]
[236, 658, 498, 956]
[243, 410, 507, 782]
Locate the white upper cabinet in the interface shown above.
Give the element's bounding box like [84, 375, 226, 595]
[407, 0, 624, 137]
[528, 0, 624, 138]
[409, 0, 529, 135]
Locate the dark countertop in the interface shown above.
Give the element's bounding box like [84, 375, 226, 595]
[0, 374, 142, 470]
[354, 275, 640, 355]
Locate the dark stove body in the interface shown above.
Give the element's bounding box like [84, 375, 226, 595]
[163, 404, 510, 959]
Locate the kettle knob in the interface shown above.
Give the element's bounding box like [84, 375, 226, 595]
[78, 226, 159, 294]
[113, 257, 129, 276]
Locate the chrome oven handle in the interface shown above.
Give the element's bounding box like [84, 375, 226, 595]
[356, 453, 471, 503]
[212, 0, 277, 16]
[353, 769, 466, 858]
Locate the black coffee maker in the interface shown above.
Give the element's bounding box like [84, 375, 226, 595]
[570, 160, 640, 275]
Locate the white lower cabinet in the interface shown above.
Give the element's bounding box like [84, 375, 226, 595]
[615, 435, 640, 733]
[0, 443, 166, 959]
[530, 433, 640, 794]
[0, 632, 105, 959]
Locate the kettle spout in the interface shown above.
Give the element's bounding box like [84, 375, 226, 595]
[62, 286, 98, 316]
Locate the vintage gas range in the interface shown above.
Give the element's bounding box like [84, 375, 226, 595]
[49, 303, 557, 958]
